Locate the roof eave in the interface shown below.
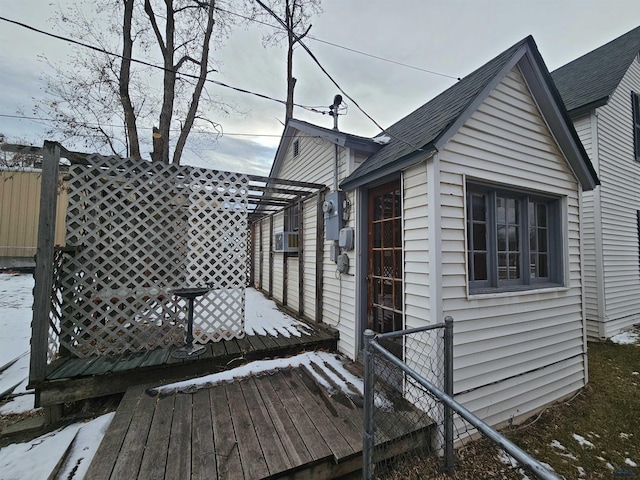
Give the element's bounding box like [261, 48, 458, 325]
[340, 147, 436, 191]
[566, 97, 609, 120]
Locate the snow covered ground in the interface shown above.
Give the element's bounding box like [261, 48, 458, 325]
[0, 272, 329, 479]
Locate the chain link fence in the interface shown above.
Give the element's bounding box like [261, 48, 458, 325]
[363, 318, 560, 480]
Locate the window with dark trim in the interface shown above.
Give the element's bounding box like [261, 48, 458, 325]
[632, 92, 640, 161]
[466, 184, 562, 293]
[293, 139, 300, 157]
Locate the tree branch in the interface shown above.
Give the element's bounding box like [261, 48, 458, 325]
[144, 0, 167, 56]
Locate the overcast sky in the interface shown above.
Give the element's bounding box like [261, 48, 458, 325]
[1, 1, 639, 175]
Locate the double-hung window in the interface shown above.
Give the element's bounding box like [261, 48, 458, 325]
[466, 183, 562, 293]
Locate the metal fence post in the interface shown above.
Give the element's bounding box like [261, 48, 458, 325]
[362, 329, 376, 480]
[443, 316, 454, 473]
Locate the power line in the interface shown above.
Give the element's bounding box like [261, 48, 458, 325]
[215, 6, 460, 80]
[254, 0, 426, 153]
[0, 15, 325, 113]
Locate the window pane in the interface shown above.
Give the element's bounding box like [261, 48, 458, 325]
[507, 198, 519, 223]
[395, 250, 402, 279]
[394, 219, 402, 247]
[498, 253, 507, 280]
[473, 253, 487, 280]
[472, 194, 486, 221]
[383, 193, 394, 218]
[497, 225, 506, 251]
[383, 280, 393, 308]
[393, 189, 401, 216]
[539, 254, 548, 277]
[383, 251, 393, 277]
[508, 226, 519, 251]
[537, 204, 547, 227]
[373, 223, 381, 248]
[373, 251, 381, 276]
[496, 197, 505, 223]
[373, 278, 380, 304]
[383, 222, 393, 247]
[509, 253, 521, 279]
[474, 223, 487, 251]
[530, 253, 537, 277]
[394, 281, 403, 310]
[538, 229, 548, 252]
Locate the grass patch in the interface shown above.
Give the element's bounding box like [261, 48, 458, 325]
[379, 340, 639, 479]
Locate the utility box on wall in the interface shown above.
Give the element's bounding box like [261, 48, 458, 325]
[323, 191, 344, 240]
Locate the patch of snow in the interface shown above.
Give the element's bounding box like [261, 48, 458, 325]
[558, 452, 578, 461]
[632, 372, 639, 376]
[625, 458, 638, 467]
[0, 274, 33, 368]
[0, 394, 39, 415]
[0, 413, 113, 480]
[609, 331, 639, 345]
[245, 288, 312, 338]
[497, 450, 518, 468]
[151, 351, 393, 411]
[549, 439, 566, 450]
[373, 134, 391, 145]
[0, 354, 29, 399]
[0, 423, 81, 480]
[56, 413, 114, 480]
[620, 432, 632, 440]
[517, 469, 531, 480]
[572, 433, 595, 448]
[576, 466, 586, 477]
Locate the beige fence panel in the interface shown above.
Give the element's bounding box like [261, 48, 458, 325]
[0, 170, 67, 259]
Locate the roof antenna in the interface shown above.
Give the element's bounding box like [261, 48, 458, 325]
[330, 94, 343, 131]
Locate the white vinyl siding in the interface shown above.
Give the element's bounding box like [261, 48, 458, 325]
[302, 196, 318, 322]
[286, 257, 299, 311]
[572, 114, 603, 338]
[265, 130, 358, 358]
[272, 214, 284, 303]
[593, 58, 640, 336]
[435, 66, 585, 427]
[403, 162, 431, 329]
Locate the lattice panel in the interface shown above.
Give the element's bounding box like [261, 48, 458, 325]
[53, 155, 248, 357]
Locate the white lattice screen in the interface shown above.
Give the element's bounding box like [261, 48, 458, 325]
[49, 155, 247, 358]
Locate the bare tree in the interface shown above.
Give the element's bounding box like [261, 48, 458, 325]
[35, 0, 242, 164]
[255, 0, 322, 122]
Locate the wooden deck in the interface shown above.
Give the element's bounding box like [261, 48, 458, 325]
[37, 326, 338, 407]
[84, 363, 434, 480]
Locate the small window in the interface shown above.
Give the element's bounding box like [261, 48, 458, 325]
[293, 139, 300, 157]
[632, 92, 640, 160]
[466, 183, 562, 293]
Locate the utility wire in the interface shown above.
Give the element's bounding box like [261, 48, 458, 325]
[0, 16, 324, 113]
[215, 6, 460, 80]
[254, 0, 426, 152]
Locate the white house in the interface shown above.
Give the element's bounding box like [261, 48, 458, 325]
[551, 26, 640, 340]
[251, 35, 599, 428]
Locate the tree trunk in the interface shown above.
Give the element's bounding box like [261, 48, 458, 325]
[120, 0, 141, 159]
[173, 0, 216, 165]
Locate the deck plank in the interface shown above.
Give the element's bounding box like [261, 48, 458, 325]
[47, 356, 97, 379]
[234, 336, 254, 355]
[137, 347, 172, 368]
[279, 369, 355, 460]
[137, 394, 175, 480]
[225, 381, 270, 479]
[253, 373, 313, 468]
[255, 334, 279, 351]
[245, 334, 266, 352]
[239, 376, 292, 475]
[209, 384, 244, 480]
[294, 366, 363, 451]
[109, 389, 156, 479]
[267, 371, 333, 461]
[164, 393, 193, 479]
[223, 339, 241, 357]
[191, 388, 217, 480]
[84, 385, 145, 480]
[209, 340, 227, 359]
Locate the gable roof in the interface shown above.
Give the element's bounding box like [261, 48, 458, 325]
[341, 36, 599, 192]
[268, 118, 382, 179]
[551, 26, 640, 117]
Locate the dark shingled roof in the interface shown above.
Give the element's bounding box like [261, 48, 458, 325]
[341, 36, 531, 189]
[551, 26, 640, 116]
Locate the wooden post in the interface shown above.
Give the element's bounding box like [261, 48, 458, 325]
[268, 214, 274, 298]
[315, 190, 325, 323]
[259, 219, 263, 289]
[298, 198, 304, 318]
[30, 141, 60, 386]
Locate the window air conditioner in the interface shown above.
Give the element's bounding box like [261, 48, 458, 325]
[274, 231, 299, 252]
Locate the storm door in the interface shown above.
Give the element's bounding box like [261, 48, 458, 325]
[367, 180, 403, 359]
